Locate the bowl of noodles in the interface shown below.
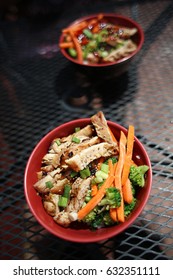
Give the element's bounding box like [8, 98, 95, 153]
[24, 111, 152, 243]
[59, 13, 144, 77]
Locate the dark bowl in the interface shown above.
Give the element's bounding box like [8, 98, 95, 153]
[59, 13, 144, 77]
[24, 118, 152, 243]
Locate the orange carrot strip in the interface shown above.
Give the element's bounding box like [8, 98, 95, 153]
[78, 175, 114, 220]
[110, 208, 118, 222]
[91, 185, 98, 196]
[121, 125, 135, 186]
[59, 42, 74, 49]
[62, 21, 88, 33]
[108, 159, 114, 175]
[112, 131, 127, 222]
[122, 178, 133, 204]
[69, 31, 83, 63]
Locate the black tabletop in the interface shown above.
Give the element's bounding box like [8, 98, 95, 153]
[1, 0, 173, 260]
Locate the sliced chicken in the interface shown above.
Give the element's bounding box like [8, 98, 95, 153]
[53, 177, 92, 227]
[50, 178, 70, 194]
[91, 111, 114, 144]
[65, 142, 116, 172]
[42, 153, 60, 168]
[62, 136, 100, 161]
[104, 39, 137, 62]
[34, 174, 54, 193]
[118, 27, 138, 38]
[43, 193, 60, 216]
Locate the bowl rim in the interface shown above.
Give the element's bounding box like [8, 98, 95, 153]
[59, 13, 145, 68]
[24, 118, 152, 243]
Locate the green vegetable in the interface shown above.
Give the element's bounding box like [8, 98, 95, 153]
[83, 28, 93, 39]
[63, 184, 71, 199]
[72, 136, 80, 143]
[70, 170, 78, 178]
[85, 190, 92, 202]
[94, 175, 103, 184]
[55, 140, 61, 146]
[58, 184, 71, 208]
[83, 209, 97, 224]
[99, 187, 121, 208]
[104, 157, 117, 164]
[58, 196, 68, 208]
[95, 170, 108, 180]
[68, 48, 77, 57]
[99, 50, 109, 58]
[124, 198, 137, 217]
[100, 163, 109, 174]
[103, 211, 115, 226]
[97, 29, 108, 43]
[75, 127, 80, 132]
[45, 181, 53, 189]
[129, 165, 149, 187]
[80, 167, 91, 179]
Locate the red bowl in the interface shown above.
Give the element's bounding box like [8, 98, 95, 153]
[24, 119, 152, 243]
[59, 13, 144, 76]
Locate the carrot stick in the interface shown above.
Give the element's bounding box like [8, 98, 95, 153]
[62, 21, 88, 34]
[59, 42, 74, 49]
[112, 131, 127, 222]
[78, 174, 114, 220]
[122, 178, 133, 204]
[121, 125, 134, 186]
[110, 207, 118, 222]
[108, 158, 114, 175]
[91, 185, 98, 196]
[69, 31, 83, 63]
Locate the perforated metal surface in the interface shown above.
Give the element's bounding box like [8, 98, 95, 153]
[0, 0, 173, 260]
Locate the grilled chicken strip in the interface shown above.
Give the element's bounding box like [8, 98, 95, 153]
[43, 125, 94, 168]
[43, 193, 60, 216]
[65, 142, 116, 172]
[91, 111, 115, 145]
[53, 177, 92, 227]
[62, 136, 100, 161]
[104, 40, 137, 62]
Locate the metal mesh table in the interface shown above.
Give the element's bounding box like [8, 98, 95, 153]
[0, 0, 173, 260]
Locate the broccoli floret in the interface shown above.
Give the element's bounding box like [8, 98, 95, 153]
[90, 213, 104, 229]
[103, 211, 115, 226]
[99, 187, 121, 208]
[124, 198, 137, 217]
[83, 209, 97, 224]
[129, 165, 149, 187]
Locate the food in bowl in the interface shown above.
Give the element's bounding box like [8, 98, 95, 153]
[33, 111, 149, 230]
[59, 13, 142, 65]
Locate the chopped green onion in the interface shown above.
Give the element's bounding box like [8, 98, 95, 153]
[58, 196, 68, 208]
[68, 48, 77, 57]
[99, 50, 109, 58]
[75, 127, 80, 132]
[83, 28, 93, 39]
[45, 181, 53, 189]
[63, 184, 71, 199]
[80, 167, 91, 179]
[72, 136, 80, 143]
[85, 196, 91, 202]
[94, 176, 103, 184]
[100, 163, 109, 174]
[55, 140, 61, 146]
[70, 170, 78, 178]
[96, 170, 108, 180]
